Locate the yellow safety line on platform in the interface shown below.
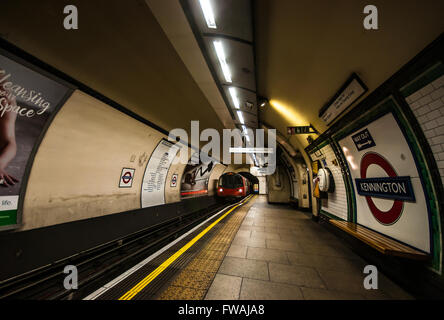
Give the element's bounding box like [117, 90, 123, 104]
[118, 195, 255, 300]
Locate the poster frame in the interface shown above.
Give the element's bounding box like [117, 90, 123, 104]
[0, 47, 75, 232]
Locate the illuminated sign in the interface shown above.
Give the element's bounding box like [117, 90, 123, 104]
[319, 73, 368, 126]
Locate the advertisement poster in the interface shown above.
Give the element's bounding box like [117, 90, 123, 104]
[0, 52, 71, 229]
[338, 112, 430, 253]
[180, 153, 215, 199]
[141, 139, 180, 208]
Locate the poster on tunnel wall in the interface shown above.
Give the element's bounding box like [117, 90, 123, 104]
[0, 52, 72, 230]
[141, 139, 180, 208]
[338, 112, 431, 253]
[180, 152, 215, 199]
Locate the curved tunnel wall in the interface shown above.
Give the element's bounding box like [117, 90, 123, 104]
[0, 45, 230, 280]
[305, 35, 444, 294]
[267, 165, 291, 204]
[23, 90, 165, 230]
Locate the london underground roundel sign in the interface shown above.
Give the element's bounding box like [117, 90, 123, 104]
[355, 152, 415, 225]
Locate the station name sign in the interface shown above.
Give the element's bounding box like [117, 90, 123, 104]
[287, 126, 316, 135]
[355, 176, 415, 201]
[319, 73, 368, 126]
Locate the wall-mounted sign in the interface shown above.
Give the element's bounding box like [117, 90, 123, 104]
[0, 50, 72, 230]
[119, 168, 135, 188]
[352, 128, 376, 151]
[319, 73, 368, 126]
[171, 174, 178, 187]
[356, 152, 415, 202]
[287, 126, 316, 135]
[141, 139, 180, 208]
[338, 111, 430, 253]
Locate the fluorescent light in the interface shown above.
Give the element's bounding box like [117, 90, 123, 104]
[199, 0, 217, 29]
[229, 87, 240, 109]
[237, 110, 244, 124]
[241, 125, 250, 142]
[213, 41, 232, 83]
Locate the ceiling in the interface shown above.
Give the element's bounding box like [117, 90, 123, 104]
[0, 0, 226, 145]
[183, 0, 259, 130]
[255, 0, 444, 151]
[1, 0, 443, 165]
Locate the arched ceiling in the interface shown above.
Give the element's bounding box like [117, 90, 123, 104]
[255, 0, 444, 150]
[0, 0, 226, 144]
[2, 0, 443, 166]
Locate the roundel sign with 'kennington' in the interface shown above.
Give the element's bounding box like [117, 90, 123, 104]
[355, 152, 415, 225]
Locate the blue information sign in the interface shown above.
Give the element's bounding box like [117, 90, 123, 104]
[352, 128, 376, 151]
[355, 176, 415, 201]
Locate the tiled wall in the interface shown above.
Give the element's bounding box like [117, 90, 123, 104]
[405, 74, 444, 187]
[310, 144, 348, 220]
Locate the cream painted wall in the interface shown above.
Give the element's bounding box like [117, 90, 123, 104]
[223, 164, 252, 173]
[295, 162, 310, 208]
[164, 152, 190, 204]
[22, 90, 166, 231]
[267, 166, 291, 203]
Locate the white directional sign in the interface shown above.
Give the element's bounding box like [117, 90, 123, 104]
[141, 140, 180, 208]
[338, 112, 430, 253]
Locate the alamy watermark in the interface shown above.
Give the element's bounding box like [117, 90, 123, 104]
[168, 121, 277, 175]
[63, 265, 78, 290]
[63, 5, 78, 30]
[363, 265, 378, 290]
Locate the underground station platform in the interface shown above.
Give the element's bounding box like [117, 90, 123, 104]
[78, 195, 413, 301]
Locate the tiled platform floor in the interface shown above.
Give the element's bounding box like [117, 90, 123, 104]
[205, 196, 413, 300]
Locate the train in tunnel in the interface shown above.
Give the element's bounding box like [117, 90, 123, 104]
[216, 172, 252, 199]
[0, 0, 443, 304]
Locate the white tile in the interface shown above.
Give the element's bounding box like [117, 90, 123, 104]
[424, 129, 436, 139]
[407, 91, 422, 102]
[431, 144, 443, 153]
[418, 95, 433, 107]
[417, 105, 430, 116]
[420, 84, 435, 96]
[429, 99, 443, 111]
[431, 88, 444, 100]
[432, 75, 444, 89]
[427, 109, 442, 121]
[435, 126, 444, 136]
[424, 119, 439, 130]
[432, 135, 444, 145]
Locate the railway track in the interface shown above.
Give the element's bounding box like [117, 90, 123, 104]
[0, 199, 238, 300]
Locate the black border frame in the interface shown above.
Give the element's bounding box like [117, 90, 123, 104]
[318, 72, 369, 125]
[118, 168, 135, 189]
[0, 47, 75, 232]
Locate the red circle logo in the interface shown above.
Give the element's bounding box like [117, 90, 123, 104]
[122, 171, 132, 184]
[360, 152, 403, 225]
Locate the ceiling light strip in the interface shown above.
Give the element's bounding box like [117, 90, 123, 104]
[199, 0, 217, 29]
[229, 87, 240, 108]
[213, 41, 232, 83]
